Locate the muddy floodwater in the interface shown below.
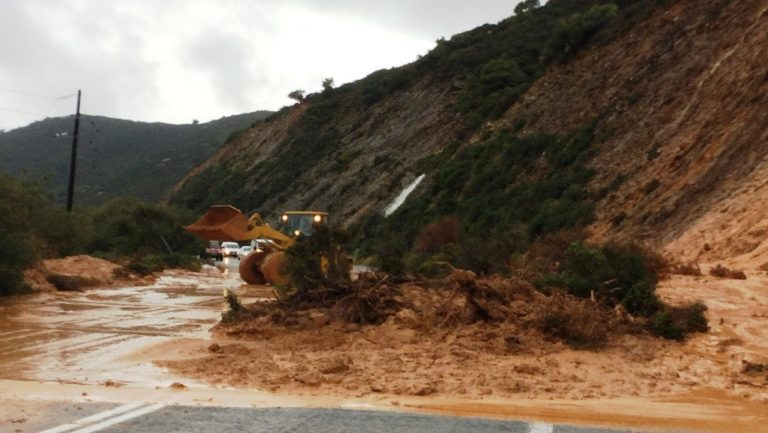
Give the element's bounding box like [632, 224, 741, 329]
[0, 259, 268, 387]
[1, 259, 766, 433]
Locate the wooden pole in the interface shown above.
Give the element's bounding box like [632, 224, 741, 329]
[66, 90, 81, 212]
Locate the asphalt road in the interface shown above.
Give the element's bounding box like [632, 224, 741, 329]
[7, 403, 648, 433]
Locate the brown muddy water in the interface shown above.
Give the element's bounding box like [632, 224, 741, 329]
[0, 259, 271, 388]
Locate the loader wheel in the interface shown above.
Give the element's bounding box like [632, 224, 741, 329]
[260, 251, 289, 286]
[238, 250, 267, 285]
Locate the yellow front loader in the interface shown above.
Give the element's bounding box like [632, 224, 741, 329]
[185, 205, 329, 285]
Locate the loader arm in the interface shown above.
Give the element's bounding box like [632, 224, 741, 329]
[240, 219, 294, 250]
[184, 205, 293, 249]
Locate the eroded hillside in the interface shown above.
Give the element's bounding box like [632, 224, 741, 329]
[497, 0, 768, 265]
[171, 78, 459, 225]
[172, 0, 767, 266]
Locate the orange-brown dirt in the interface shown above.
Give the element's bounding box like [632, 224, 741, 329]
[154, 269, 767, 431]
[493, 0, 768, 264]
[22, 255, 129, 292]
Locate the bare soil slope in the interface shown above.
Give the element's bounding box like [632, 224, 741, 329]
[497, 0, 768, 263]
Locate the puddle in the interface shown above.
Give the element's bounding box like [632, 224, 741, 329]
[0, 262, 264, 388]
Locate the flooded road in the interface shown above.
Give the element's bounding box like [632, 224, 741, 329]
[0, 259, 748, 432]
[0, 259, 269, 387]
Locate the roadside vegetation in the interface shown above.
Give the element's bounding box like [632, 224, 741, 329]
[0, 174, 203, 295]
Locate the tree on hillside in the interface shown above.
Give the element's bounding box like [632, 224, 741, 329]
[288, 89, 306, 103]
[515, 0, 540, 15]
[322, 77, 335, 91]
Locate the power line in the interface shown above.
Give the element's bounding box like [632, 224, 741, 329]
[0, 106, 42, 116]
[0, 86, 55, 99]
[0, 92, 79, 118]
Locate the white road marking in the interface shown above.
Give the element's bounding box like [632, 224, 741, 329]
[67, 403, 166, 433]
[38, 403, 146, 433]
[528, 422, 554, 433]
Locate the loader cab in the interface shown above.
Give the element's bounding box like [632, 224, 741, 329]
[279, 211, 328, 237]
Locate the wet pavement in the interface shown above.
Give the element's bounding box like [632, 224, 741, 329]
[0, 258, 266, 387]
[12, 405, 642, 433]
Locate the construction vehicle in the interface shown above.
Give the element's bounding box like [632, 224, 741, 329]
[185, 205, 329, 285]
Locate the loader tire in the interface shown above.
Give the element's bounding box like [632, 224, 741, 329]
[239, 250, 267, 285]
[261, 251, 289, 286]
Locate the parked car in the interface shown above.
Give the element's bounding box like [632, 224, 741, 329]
[238, 245, 253, 258]
[221, 242, 240, 257]
[204, 241, 223, 260]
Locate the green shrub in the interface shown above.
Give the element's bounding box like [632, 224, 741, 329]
[0, 174, 91, 295]
[650, 302, 708, 340]
[0, 227, 33, 295]
[88, 197, 203, 257]
[545, 4, 619, 63]
[456, 57, 530, 130]
[284, 225, 351, 295]
[536, 241, 661, 315]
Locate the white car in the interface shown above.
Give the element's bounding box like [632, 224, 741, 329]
[221, 242, 240, 257]
[238, 245, 253, 258]
[251, 239, 274, 251]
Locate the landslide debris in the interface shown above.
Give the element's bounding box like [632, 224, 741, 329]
[159, 270, 768, 403]
[221, 270, 627, 347]
[23, 255, 125, 292]
[162, 270, 677, 398]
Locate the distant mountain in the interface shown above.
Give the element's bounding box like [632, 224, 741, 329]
[0, 112, 271, 206]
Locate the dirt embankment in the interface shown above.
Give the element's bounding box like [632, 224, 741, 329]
[23, 255, 137, 292]
[495, 0, 768, 263]
[159, 269, 766, 410]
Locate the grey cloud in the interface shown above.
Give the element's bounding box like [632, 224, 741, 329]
[281, 0, 519, 39]
[0, 0, 521, 131]
[183, 30, 266, 110]
[0, 1, 160, 130]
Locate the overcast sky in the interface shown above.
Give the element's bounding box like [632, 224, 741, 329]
[0, 0, 521, 131]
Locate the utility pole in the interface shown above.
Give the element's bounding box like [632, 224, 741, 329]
[66, 90, 81, 212]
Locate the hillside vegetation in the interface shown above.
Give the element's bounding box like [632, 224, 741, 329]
[173, 0, 767, 273]
[171, 0, 662, 256]
[0, 174, 203, 295]
[0, 112, 270, 205]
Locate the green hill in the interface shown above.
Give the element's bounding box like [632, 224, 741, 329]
[0, 112, 271, 206]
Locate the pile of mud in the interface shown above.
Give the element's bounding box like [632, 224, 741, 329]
[162, 271, 723, 399]
[159, 270, 768, 403]
[23, 255, 135, 292]
[220, 271, 629, 348]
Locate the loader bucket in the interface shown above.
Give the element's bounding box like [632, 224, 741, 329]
[185, 205, 251, 241]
